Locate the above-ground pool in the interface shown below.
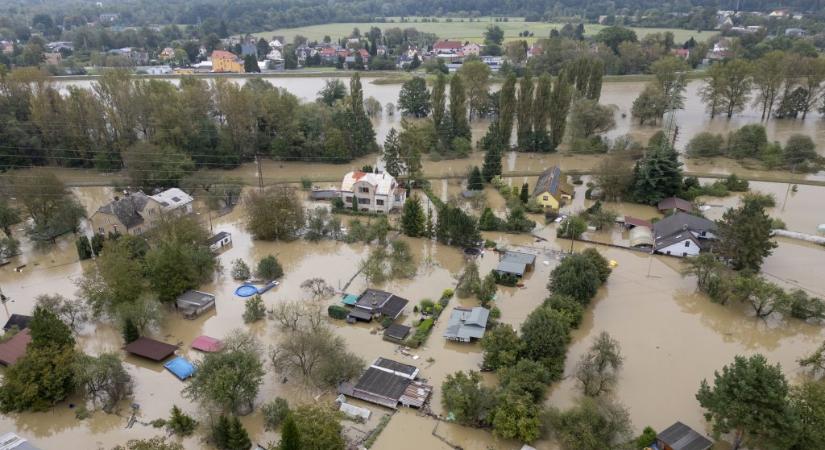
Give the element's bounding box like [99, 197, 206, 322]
[234, 284, 259, 297]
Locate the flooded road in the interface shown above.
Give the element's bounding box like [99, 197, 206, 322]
[0, 185, 824, 449]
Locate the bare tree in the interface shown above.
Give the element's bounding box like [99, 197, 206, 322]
[300, 278, 335, 301]
[35, 294, 89, 333]
[575, 332, 623, 397]
[269, 326, 363, 388]
[268, 300, 323, 332]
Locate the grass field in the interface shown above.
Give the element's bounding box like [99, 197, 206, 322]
[251, 17, 716, 45]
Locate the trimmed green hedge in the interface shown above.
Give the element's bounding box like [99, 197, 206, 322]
[328, 305, 349, 320]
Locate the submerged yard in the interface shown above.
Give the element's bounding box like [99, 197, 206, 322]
[0, 180, 823, 449]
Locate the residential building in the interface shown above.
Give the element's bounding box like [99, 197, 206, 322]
[433, 40, 463, 54]
[240, 43, 257, 58]
[0, 329, 31, 366]
[338, 358, 432, 409]
[123, 337, 177, 362]
[532, 166, 573, 210]
[2, 314, 31, 332]
[1, 41, 15, 54]
[268, 39, 283, 49]
[348, 289, 409, 322]
[383, 323, 411, 343]
[495, 251, 537, 278]
[150, 188, 194, 215]
[653, 212, 717, 257]
[99, 13, 120, 24]
[46, 41, 73, 52]
[655, 422, 712, 450]
[159, 47, 176, 60]
[785, 28, 806, 37]
[340, 170, 406, 213]
[444, 307, 490, 342]
[211, 50, 244, 73]
[462, 43, 481, 56]
[0, 432, 40, 450]
[265, 48, 283, 61]
[89, 192, 164, 236]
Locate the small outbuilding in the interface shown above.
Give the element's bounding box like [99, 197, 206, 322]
[629, 226, 654, 248]
[657, 197, 694, 214]
[124, 337, 177, 362]
[0, 329, 31, 366]
[495, 251, 537, 278]
[443, 307, 489, 342]
[191, 335, 223, 352]
[207, 231, 232, 252]
[176, 290, 216, 319]
[655, 421, 713, 450]
[164, 356, 196, 380]
[383, 323, 411, 343]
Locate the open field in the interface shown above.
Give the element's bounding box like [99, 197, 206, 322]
[251, 17, 716, 45]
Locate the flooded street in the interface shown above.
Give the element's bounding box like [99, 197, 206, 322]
[1, 175, 824, 449]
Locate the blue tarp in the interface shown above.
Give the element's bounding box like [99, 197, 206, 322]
[164, 356, 195, 380]
[341, 294, 358, 306]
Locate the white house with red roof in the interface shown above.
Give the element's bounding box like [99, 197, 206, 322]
[341, 171, 406, 213]
[433, 40, 463, 54]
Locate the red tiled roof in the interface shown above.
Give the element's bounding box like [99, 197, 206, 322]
[624, 216, 653, 229]
[433, 40, 463, 50]
[352, 171, 367, 181]
[0, 329, 31, 366]
[211, 50, 238, 60]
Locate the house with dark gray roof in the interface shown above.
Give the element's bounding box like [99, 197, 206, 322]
[532, 166, 573, 210]
[338, 358, 432, 409]
[176, 290, 216, 319]
[348, 289, 409, 322]
[89, 192, 163, 236]
[655, 421, 712, 450]
[657, 197, 694, 214]
[653, 212, 717, 258]
[495, 251, 537, 278]
[0, 432, 40, 450]
[444, 307, 489, 342]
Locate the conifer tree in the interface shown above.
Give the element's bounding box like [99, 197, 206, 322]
[382, 128, 403, 178]
[532, 74, 552, 152]
[279, 415, 301, 450]
[400, 196, 426, 237]
[467, 167, 484, 191]
[631, 144, 683, 205]
[520, 183, 530, 204]
[549, 73, 573, 152]
[481, 130, 503, 182]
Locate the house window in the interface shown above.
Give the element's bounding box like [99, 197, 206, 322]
[543, 195, 549, 201]
[359, 187, 369, 193]
[345, 196, 353, 203]
[98, 227, 104, 234]
[684, 241, 690, 247]
[376, 199, 384, 206]
[358, 198, 370, 205]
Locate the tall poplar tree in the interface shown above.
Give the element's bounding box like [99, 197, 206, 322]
[347, 73, 378, 155]
[532, 74, 552, 152]
[548, 74, 573, 152]
[498, 73, 517, 148]
[449, 74, 471, 141]
[481, 122, 504, 182]
[516, 72, 534, 150]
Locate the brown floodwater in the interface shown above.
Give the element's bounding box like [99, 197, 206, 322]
[1, 184, 824, 449]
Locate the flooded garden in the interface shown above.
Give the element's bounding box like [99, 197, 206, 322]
[0, 176, 823, 449]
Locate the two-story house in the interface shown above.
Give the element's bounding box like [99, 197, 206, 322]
[340, 171, 406, 213]
[211, 50, 244, 73]
[89, 192, 163, 236]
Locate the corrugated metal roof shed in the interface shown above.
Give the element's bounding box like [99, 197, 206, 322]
[657, 422, 713, 450]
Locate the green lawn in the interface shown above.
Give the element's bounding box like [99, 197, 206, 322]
[251, 17, 716, 45]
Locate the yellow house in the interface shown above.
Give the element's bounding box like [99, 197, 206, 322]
[532, 166, 573, 210]
[211, 50, 244, 73]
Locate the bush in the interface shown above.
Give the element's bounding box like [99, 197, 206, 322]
[328, 305, 349, 320]
[300, 177, 312, 189]
[230, 259, 251, 280]
[686, 132, 725, 157]
[381, 317, 394, 328]
[242, 295, 266, 323]
[489, 306, 501, 319]
[636, 426, 657, 448]
[419, 299, 435, 315]
[492, 271, 519, 287]
[256, 255, 283, 280]
[441, 288, 454, 300]
[544, 294, 584, 329]
[724, 174, 749, 192]
[727, 124, 767, 159]
[784, 133, 818, 166]
[262, 398, 290, 431]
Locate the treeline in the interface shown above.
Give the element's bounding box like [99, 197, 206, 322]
[0, 68, 377, 174]
[442, 249, 628, 445]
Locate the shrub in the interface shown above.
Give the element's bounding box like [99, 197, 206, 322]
[724, 174, 749, 192]
[441, 288, 454, 300]
[686, 132, 724, 157]
[381, 317, 393, 328]
[727, 124, 767, 159]
[262, 398, 290, 431]
[300, 177, 312, 189]
[489, 306, 501, 319]
[256, 255, 283, 280]
[636, 426, 657, 448]
[419, 299, 435, 315]
[328, 305, 348, 320]
[230, 259, 251, 280]
[242, 295, 266, 323]
[784, 134, 818, 167]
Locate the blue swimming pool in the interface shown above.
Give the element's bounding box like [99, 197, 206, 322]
[234, 284, 258, 297]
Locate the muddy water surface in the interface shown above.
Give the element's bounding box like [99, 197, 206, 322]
[1, 185, 824, 449]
